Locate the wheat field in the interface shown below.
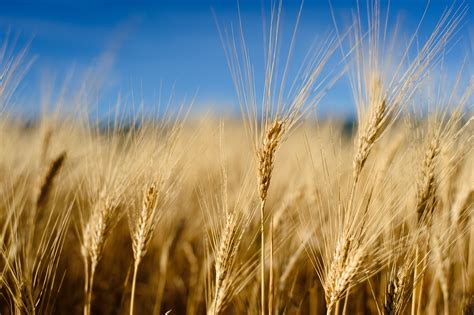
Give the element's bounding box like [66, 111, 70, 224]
[0, 1, 473, 315]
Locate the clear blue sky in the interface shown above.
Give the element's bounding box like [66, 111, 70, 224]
[0, 0, 472, 118]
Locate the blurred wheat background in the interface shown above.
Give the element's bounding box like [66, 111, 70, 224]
[0, 0, 473, 314]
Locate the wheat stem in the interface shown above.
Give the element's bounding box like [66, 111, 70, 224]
[260, 200, 266, 315]
[83, 259, 90, 315]
[269, 215, 274, 315]
[130, 259, 140, 315]
[84, 263, 96, 315]
[411, 246, 420, 315]
[335, 300, 340, 315]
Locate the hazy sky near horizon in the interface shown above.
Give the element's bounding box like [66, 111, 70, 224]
[0, 0, 472, 118]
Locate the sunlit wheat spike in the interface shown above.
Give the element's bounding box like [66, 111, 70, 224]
[416, 136, 440, 225]
[257, 120, 284, 202]
[131, 182, 160, 263]
[209, 209, 243, 315]
[353, 76, 386, 181]
[35, 151, 67, 209]
[82, 193, 120, 268]
[384, 256, 413, 315]
[327, 247, 364, 313]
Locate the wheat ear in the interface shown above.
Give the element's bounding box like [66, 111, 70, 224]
[411, 135, 440, 315]
[129, 182, 160, 315]
[208, 207, 245, 315]
[28, 151, 66, 258]
[384, 251, 414, 315]
[416, 136, 440, 225]
[35, 151, 67, 210]
[256, 120, 283, 315]
[325, 237, 364, 315]
[81, 193, 120, 315]
[353, 77, 386, 184]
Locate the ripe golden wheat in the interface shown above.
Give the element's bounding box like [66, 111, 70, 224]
[0, 1, 472, 314]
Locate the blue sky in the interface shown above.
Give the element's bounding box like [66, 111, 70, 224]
[0, 0, 472, 118]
